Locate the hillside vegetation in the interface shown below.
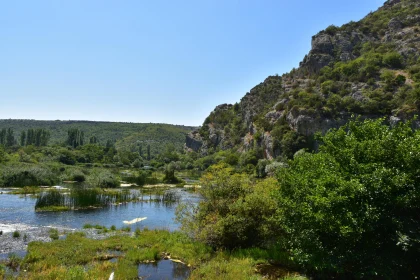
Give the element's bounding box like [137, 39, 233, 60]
[0, 119, 195, 159]
[187, 0, 420, 163]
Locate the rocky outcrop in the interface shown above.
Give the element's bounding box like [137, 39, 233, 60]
[185, 131, 203, 152]
[240, 76, 283, 126]
[300, 30, 371, 74]
[286, 112, 350, 137]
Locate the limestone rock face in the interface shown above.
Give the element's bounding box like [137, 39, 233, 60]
[240, 76, 284, 126]
[300, 30, 370, 74]
[286, 111, 350, 137]
[185, 131, 203, 152]
[262, 132, 275, 159]
[311, 34, 334, 54]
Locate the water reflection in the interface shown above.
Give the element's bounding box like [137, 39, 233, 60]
[138, 260, 191, 280]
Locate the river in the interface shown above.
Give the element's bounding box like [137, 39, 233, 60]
[0, 187, 201, 279]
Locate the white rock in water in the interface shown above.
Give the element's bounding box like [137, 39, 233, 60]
[122, 217, 147, 225]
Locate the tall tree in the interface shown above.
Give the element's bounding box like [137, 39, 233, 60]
[5, 128, 15, 147]
[138, 144, 143, 158]
[89, 135, 98, 144]
[25, 128, 50, 147]
[147, 144, 151, 160]
[20, 131, 26, 146]
[0, 129, 6, 145]
[66, 129, 84, 148]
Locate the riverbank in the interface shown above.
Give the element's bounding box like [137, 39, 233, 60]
[0, 223, 129, 260]
[0, 227, 307, 279]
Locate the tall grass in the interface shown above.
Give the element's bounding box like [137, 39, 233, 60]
[35, 187, 181, 211]
[35, 190, 66, 210]
[35, 188, 138, 210]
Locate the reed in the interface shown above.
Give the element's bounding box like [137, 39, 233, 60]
[35, 188, 140, 211]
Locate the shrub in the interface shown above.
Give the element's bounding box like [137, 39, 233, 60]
[49, 229, 59, 240]
[276, 119, 420, 278]
[13, 230, 20, 238]
[383, 52, 403, 69]
[73, 173, 86, 182]
[0, 164, 57, 187]
[177, 163, 278, 249]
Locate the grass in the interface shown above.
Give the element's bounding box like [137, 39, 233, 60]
[4, 228, 306, 279]
[10, 186, 41, 195]
[35, 206, 70, 212]
[6, 253, 22, 271]
[49, 229, 59, 240]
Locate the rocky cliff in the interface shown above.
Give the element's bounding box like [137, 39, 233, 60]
[186, 0, 420, 159]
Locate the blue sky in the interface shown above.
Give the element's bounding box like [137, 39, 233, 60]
[1, 0, 384, 126]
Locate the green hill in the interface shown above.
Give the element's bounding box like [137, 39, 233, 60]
[0, 119, 195, 155]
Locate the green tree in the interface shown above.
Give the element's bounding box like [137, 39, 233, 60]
[276, 118, 420, 278]
[20, 131, 26, 146]
[67, 129, 84, 148]
[163, 162, 178, 183]
[89, 135, 98, 144]
[5, 128, 15, 147]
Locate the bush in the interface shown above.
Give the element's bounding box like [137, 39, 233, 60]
[13, 230, 20, 238]
[276, 119, 420, 278]
[383, 52, 403, 69]
[73, 173, 86, 182]
[0, 164, 57, 187]
[177, 163, 278, 249]
[49, 229, 59, 240]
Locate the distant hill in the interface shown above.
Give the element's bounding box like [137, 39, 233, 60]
[187, 0, 420, 159]
[0, 119, 196, 155]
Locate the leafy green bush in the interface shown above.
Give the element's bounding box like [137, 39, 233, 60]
[177, 163, 278, 249]
[276, 118, 420, 278]
[383, 52, 403, 69]
[49, 229, 59, 240]
[0, 164, 57, 187]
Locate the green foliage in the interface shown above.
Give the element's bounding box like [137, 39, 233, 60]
[163, 162, 182, 183]
[0, 128, 16, 147]
[177, 163, 278, 249]
[66, 128, 84, 148]
[383, 51, 403, 69]
[0, 164, 57, 187]
[324, 25, 339, 35]
[13, 230, 20, 238]
[0, 120, 194, 162]
[25, 128, 50, 146]
[86, 169, 120, 188]
[49, 228, 59, 240]
[21, 229, 215, 279]
[276, 118, 420, 278]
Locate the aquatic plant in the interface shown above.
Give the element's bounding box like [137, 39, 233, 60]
[35, 187, 140, 211]
[35, 189, 66, 210]
[49, 229, 59, 240]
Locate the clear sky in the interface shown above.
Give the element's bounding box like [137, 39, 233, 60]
[1, 0, 384, 126]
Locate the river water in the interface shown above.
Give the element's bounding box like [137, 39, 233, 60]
[0, 188, 200, 232]
[0, 188, 200, 279]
